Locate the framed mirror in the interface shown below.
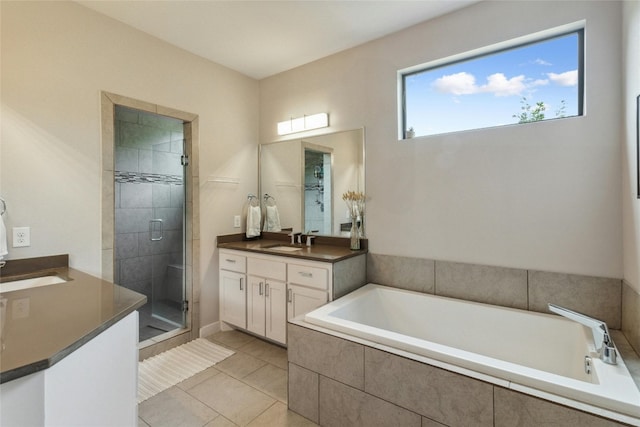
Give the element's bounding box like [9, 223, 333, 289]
[259, 128, 365, 236]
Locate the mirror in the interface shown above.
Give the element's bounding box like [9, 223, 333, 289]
[259, 128, 365, 236]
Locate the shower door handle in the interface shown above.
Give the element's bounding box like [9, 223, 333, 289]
[149, 219, 164, 241]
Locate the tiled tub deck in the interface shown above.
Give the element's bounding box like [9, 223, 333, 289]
[288, 323, 638, 427]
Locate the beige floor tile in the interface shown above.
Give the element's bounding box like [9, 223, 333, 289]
[239, 338, 288, 369]
[247, 402, 319, 427]
[177, 366, 222, 391]
[207, 329, 258, 349]
[188, 372, 276, 426]
[216, 352, 267, 379]
[139, 386, 220, 427]
[138, 417, 151, 427]
[205, 415, 238, 427]
[242, 363, 288, 402]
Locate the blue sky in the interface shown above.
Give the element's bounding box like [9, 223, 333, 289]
[404, 32, 580, 136]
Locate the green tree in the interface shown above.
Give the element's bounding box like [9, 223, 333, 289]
[513, 97, 567, 124]
[513, 97, 546, 123]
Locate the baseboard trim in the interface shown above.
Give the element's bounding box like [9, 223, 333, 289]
[199, 321, 220, 338]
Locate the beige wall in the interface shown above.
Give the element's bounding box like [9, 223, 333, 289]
[622, 0, 640, 352]
[623, 0, 640, 294]
[0, 0, 631, 334]
[0, 1, 259, 328]
[260, 1, 623, 278]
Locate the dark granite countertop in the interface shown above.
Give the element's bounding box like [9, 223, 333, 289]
[0, 256, 146, 383]
[217, 232, 367, 262]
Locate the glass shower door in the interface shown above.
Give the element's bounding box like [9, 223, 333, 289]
[148, 119, 186, 329]
[114, 105, 186, 341]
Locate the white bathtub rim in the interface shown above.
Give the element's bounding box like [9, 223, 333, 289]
[301, 283, 640, 423]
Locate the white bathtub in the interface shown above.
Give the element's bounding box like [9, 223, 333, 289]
[304, 283, 640, 421]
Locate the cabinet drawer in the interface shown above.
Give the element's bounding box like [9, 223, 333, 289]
[287, 263, 329, 290]
[248, 257, 286, 281]
[220, 253, 246, 273]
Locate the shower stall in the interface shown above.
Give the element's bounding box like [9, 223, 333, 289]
[114, 105, 187, 342]
[303, 146, 332, 234]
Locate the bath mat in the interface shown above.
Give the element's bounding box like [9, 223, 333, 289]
[138, 338, 234, 403]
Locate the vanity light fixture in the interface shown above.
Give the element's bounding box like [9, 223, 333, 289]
[277, 113, 329, 135]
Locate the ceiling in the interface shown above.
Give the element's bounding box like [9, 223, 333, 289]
[77, 1, 479, 80]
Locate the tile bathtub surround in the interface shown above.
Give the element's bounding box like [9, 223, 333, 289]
[367, 253, 624, 330]
[288, 323, 364, 389]
[366, 253, 435, 294]
[319, 376, 422, 427]
[364, 347, 493, 426]
[493, 388, 625, 427]
[528, 270, 622, 329]
[435, 261, 528, 310]
[622, 281, 640, 355]
[288, 323, 632, 427]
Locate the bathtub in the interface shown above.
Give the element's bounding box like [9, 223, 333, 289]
[304, 283, 640, 421]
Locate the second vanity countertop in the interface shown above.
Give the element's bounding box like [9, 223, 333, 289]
[0, 256, 146, 383]
[217, 232, 367, 262]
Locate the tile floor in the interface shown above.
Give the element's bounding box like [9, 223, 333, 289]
[138, 329, 319, 427]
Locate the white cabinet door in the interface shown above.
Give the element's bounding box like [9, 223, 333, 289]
[265, 280, 287, 344]
[220, 270, 246, 328]
[247, 275, 266, 336]
[288, 284, 328, 321]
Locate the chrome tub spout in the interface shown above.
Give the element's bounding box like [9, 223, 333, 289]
[548, 303, 617, 365]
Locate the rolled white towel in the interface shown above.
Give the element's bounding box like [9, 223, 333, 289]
[246, 205, 261, 238]
[264, 205, 281, 232]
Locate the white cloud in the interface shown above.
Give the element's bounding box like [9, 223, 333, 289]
[432, 72, 477, 95]
[432, 69, 576, 97]
[433, 72, 528, 97]
[481, 73, 526, 97]
[547, 70, 578, 86]
[533, 58, 552, 66]
[530, 79, 549, 87]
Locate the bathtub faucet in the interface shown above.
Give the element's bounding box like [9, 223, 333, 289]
[548, 303, 617, 365]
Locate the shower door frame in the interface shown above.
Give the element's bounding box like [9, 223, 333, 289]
[100, 92, 200, 355]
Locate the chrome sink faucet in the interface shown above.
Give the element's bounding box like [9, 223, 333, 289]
[548, 303, 617, 365]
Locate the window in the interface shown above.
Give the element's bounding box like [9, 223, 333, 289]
[401, 26, 584, 139]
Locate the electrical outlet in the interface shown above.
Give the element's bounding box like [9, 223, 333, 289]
[233, 215, 241, 228]
[12, 227, 30, 247]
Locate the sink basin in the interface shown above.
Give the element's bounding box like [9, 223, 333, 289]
[266, 246, 303, 252]
[0, 275, 67, 293]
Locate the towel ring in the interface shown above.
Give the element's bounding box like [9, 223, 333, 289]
[264, 194, 276, 207]
[0, 197, 5, 216]
[247, 193, 259, 207]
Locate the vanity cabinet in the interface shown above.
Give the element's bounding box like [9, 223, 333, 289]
[219, 252, 247, 329]
[219, 247, 366, 345]
[247, 257, 287, 344]
[286, 261, 330, 321]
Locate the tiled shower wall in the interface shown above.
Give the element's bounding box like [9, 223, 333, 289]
[114, 107, 184, 306]
[304, 151, 331, 234]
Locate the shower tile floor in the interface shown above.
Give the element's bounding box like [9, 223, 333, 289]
[138, 329, 318, 427]
[138, 303, 182, 342]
